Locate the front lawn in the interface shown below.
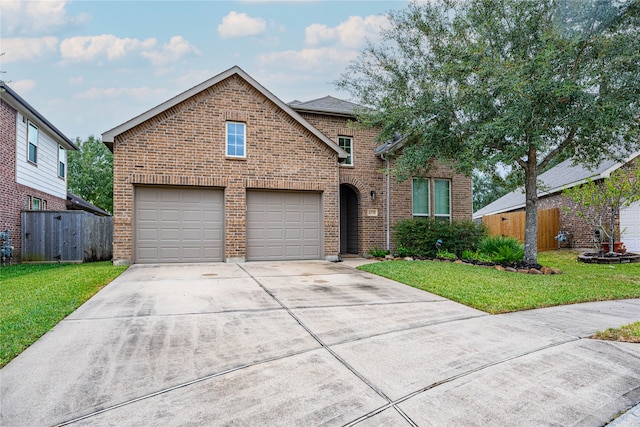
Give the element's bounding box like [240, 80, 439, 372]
[358, 250, 640, 314]
[593, 322, 640, 343]
[0, 262, 127, 368]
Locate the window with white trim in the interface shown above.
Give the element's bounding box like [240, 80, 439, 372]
[27, 122, 38, 164]
[338, 136, 353, 166]
[32, 198, 41, 210]
[434, 179, 451, 222]
[412, 178, 430, 217]
[58, 145, 66, 178]
[26, 196, 32, 209]
[226, 122, 246, 158]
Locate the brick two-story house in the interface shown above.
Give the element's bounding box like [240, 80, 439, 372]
[1, 83, 78, 261]
[102, 66, 471, 265]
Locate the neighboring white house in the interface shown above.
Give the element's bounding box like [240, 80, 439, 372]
[0, 82, 78, 260]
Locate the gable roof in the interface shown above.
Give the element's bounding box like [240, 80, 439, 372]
[289, 95, 360, 117]
[0, 82, 77, 150]
[473, 152, 640, 219]
[101, 66, 347, 159]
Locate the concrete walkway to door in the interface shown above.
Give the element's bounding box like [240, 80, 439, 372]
[1, 261, 639, 426]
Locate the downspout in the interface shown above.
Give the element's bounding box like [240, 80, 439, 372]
[382, 154, 390, 252]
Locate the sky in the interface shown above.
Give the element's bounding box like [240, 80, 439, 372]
[1, 0, 409, 141]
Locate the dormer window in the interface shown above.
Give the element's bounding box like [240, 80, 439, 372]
[338, 136, 353, 166]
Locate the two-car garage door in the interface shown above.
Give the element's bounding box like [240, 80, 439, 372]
[134, 187, 322, 263]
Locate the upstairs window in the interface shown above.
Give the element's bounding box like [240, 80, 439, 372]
[412, 178, 430, 217]
[338, 136, 353, 166]
[58, 145, 66, 178]
[226, 122, 246, 158]
[434, 179, 451, 222]
[27, 122, 38, 164]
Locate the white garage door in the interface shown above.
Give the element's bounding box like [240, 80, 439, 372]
[246, 191, 322, 261]
[621, 201, 640, 253]
[135, 187, 224, 263]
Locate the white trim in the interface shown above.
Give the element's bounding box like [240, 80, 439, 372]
[412, 177, 430, 217]
[434, 178, 452, 222]
[338, 136, 353, 166]
[225, 122, 246, 158]
[101, 66, 348, 159]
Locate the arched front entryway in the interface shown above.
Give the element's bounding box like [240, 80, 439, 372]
[340, 184, 359, 254]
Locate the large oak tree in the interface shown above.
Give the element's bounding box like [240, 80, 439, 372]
[337, 0, 640, 265]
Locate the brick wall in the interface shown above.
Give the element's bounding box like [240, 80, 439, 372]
[301, 112, 473, 255]
[537, 157, 640, 249]
[300, 112, 387, 254]
[1, 100, 66, 261]
[112, 74, 340, 264]
[386, 156, 473, 251]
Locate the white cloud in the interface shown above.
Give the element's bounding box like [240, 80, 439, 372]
[259, 47, 358, 71]
[59, 35, 156, 62]
[141, 36, 200, 67]
[305, 15, 390, 49]
[1, 37, 59, 63]
[0, 0, 90, 36]
[9, 79, 37, 93]
[75, 86, 170, 102]
[68, 76, 84, 86]
[217, 11, 267, 38]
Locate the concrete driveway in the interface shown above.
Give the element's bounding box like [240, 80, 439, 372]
[1, 261, 639, 426]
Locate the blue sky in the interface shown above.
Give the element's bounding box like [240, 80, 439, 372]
[1, 0, 408, 141]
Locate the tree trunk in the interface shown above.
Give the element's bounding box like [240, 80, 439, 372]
[523, 155, 538, 266]
[609, 207, 616, 255]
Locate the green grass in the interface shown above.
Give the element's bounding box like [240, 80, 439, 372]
[0, 262, 127, 368]
[358, 251, 640, 314]
[593, 322, 640, 343]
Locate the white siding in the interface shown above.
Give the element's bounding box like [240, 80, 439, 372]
[621, 201, 640, 253]
[15, 112, 68, 200]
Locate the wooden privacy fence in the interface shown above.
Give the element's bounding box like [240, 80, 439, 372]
[21, 211, 113, 262]
[482, 208, 559, 252]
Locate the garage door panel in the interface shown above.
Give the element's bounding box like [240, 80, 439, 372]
[135, 187, 224, 263]
[247, 191, 321, 261]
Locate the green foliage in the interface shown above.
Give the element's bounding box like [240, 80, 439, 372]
[338, 0, 640, 266]
[393, 218, 486, 258]
[461, 249, 493, 263]
[395, 245, 412, 258]
[472, 169, 523, 212]
[68, 135, 113, 213]
[436, 249, 458, 260]
[368, 247, 389, 258]
[478, 236, 525, 264]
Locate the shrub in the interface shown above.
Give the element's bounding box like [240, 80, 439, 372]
[478, 236, 524, 264]
[368, 247, 389, 258]
[461, 249, 493, 263]
[393, 218, 486, 258]
[436, 249, 458, 260]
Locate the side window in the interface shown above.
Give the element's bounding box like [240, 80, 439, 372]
[412, 178, 430, 217]
[58, 145, 66, 178]
[338, 136, 353, 166]
[26, 196, 32, 209]
[434, 179, 451, 222]
[226, 122, 246, 158]
[27, 122, 38, 164]
[32, 198, 41, 211]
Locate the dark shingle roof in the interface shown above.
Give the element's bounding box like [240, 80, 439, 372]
[473, 152, 640, 219]
[66, 192, 111, 216]
[288, 95, 360, 117]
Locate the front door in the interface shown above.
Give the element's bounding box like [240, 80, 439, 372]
[340, 184, 359, 254]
